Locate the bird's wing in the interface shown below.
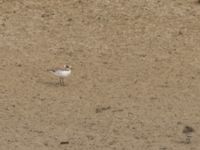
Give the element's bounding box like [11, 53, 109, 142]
[47, 67, 66, 72]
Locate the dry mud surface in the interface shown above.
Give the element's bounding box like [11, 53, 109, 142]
[1, 0, 200, 150]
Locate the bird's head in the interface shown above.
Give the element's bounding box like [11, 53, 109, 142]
[64, 64, 72, 69]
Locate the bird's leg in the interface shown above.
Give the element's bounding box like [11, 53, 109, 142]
[62, 78, 64, 86]
[59, 77, 62, 85]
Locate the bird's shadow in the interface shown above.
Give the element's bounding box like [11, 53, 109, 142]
[39, 80, 66, 87]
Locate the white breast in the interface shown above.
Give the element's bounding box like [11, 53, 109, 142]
[53, 70, 71, 77]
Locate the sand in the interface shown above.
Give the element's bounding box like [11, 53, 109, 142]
[1, 0, 200, 149]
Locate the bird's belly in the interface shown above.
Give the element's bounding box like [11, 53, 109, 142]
[54, 71, 71, 77]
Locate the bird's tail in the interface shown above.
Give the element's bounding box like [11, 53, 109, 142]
[47, 69, 54, 72]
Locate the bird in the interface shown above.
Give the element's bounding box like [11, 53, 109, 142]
[48, 64, 72, 86]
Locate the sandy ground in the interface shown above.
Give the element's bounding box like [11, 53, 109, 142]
[1, 0, 200, 149]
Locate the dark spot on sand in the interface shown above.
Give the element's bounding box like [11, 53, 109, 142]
[112, 109, 123, 113]
[68, 18, 72, 21]
[60, 141, 69, 145]
[183, 126, 194, 134]
[17, 63, 22, 67]
[96, 106, 111, 113]
[178, 31, 183, 35]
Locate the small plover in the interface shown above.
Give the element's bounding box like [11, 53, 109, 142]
[48, 64, 72, 86]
